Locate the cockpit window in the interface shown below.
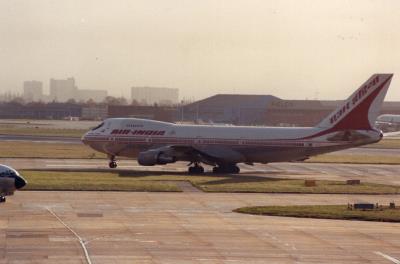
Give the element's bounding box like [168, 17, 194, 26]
[91, 122, 104, 131]
[0, 169, 17, 177]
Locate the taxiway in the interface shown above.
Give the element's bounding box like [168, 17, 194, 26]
[1, 191, 400, 263]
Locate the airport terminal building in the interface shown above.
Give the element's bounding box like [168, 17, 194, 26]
[179, 94, 400, 126]
[178, 94, 278, 125]
[1, 93, 400, 126]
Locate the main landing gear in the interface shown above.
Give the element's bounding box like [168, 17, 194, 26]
[188, 162, 204, 174]
[108, 155, 117, 169]
[212, 164, 240, 174]
[187, 162, 241, 174]
[0, 196, 6, 203]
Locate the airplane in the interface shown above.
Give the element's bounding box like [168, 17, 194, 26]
[82, 73, 393, 174]
[0, 164, 27, 202]
[376, 114, 400, 132]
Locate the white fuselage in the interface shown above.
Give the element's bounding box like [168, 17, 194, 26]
[0, 165, 27, 197]
[82, 118, 381, 164]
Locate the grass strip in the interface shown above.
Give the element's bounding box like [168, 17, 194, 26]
[0, 141, 106, 159]
[234, 205, 400, 222]
[308, 154, 400, 164]
[365, 138, 400, 149]
[20, 170, 400, 194]
[0, 127, 86, 138]
[187, 176, 400, 194]
[22, 170, 180, 192]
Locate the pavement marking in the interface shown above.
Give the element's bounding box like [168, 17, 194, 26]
[375, 251, 400, 264]
[46, 207, 92, 264]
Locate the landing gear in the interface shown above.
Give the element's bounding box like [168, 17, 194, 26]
[108, 155, 117, 168]
[0, 196, 6, 203]
[188, 163, 204, 174]
[212, 164, 240, 174]
[109, 161, 117, 168]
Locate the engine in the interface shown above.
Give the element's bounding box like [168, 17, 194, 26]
[138, 150, 176, 166]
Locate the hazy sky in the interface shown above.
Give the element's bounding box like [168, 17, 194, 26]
[0, 0, 399, 100]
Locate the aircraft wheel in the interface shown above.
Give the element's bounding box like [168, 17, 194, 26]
[213, 165, 240, 174]
[212, 167, 221, 174]
[197, 166, 204, 174]
[188, 167, 194, 174]
[231, 165, 240, 174]
[188, 165, 204, 174]
[0, 196, 6, 203]
[109, 161, 117, 169]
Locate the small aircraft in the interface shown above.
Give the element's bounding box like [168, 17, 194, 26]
[82, 73, 393, 174]
[376, 114, 400, 132]
[0, 164, 27, 202]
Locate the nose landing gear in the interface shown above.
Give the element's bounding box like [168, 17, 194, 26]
[0, 196, 6, 203]
[108, 155, 117, 168]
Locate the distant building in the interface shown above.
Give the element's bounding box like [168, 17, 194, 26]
[78, 89, 108, 102]
[0, 102, 82, 119]
[23, 81, 43, 102]
[108, 105, 177, 122]
[81, 105, 108, 120]
[265, 99, 338, 126]
[49, 78, 77, 102]
[265, 99, 400, 127]
[180, 94, 400, 126]
[179, 94, 278, 125]
[131, 87, 179, 105]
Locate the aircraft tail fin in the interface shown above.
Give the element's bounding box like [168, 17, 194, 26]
[316, 74, 393, 131]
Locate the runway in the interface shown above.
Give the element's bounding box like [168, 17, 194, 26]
[2, 191, 400, 263]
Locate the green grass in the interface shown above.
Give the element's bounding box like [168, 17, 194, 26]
[0, 141, 106, 159]
[234, 205, 400, 222]
[22, 170, 180, 192]
[307, 154, 400, 164]
[0, 126, 86, 138]
[186, 175, 400, 194]
[365, 138, 400, 149]
[20, 170, 400, 194]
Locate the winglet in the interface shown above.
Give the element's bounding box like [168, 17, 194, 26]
[317, 74, 394, 130]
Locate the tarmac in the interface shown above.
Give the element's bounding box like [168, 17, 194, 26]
[1, 191, 400, 263]
[1, 135, 400, 263]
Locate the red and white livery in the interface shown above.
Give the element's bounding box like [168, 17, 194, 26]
[82, 74, 394, 174]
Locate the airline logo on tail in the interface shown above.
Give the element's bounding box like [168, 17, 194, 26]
[317, 74, 393, 131]
[329, 75, 380, 125]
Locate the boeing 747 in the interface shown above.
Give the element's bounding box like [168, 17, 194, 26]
[82, 74, 393, 174]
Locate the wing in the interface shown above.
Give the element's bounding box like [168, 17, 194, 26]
[138, 145, 245, 166]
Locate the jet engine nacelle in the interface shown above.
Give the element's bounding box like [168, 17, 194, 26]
[138, 150, 176, 166]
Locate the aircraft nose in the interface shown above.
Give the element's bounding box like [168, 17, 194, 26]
[15, 175, 27, 189]
[81, 133, 88, 144]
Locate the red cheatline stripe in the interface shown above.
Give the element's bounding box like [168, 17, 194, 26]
[83, 135, 347, 147]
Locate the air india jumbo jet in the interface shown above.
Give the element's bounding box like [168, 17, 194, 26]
[82, 74, 393, 174]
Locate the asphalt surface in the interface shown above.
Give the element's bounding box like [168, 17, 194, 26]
[1, 191, 399, 263]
